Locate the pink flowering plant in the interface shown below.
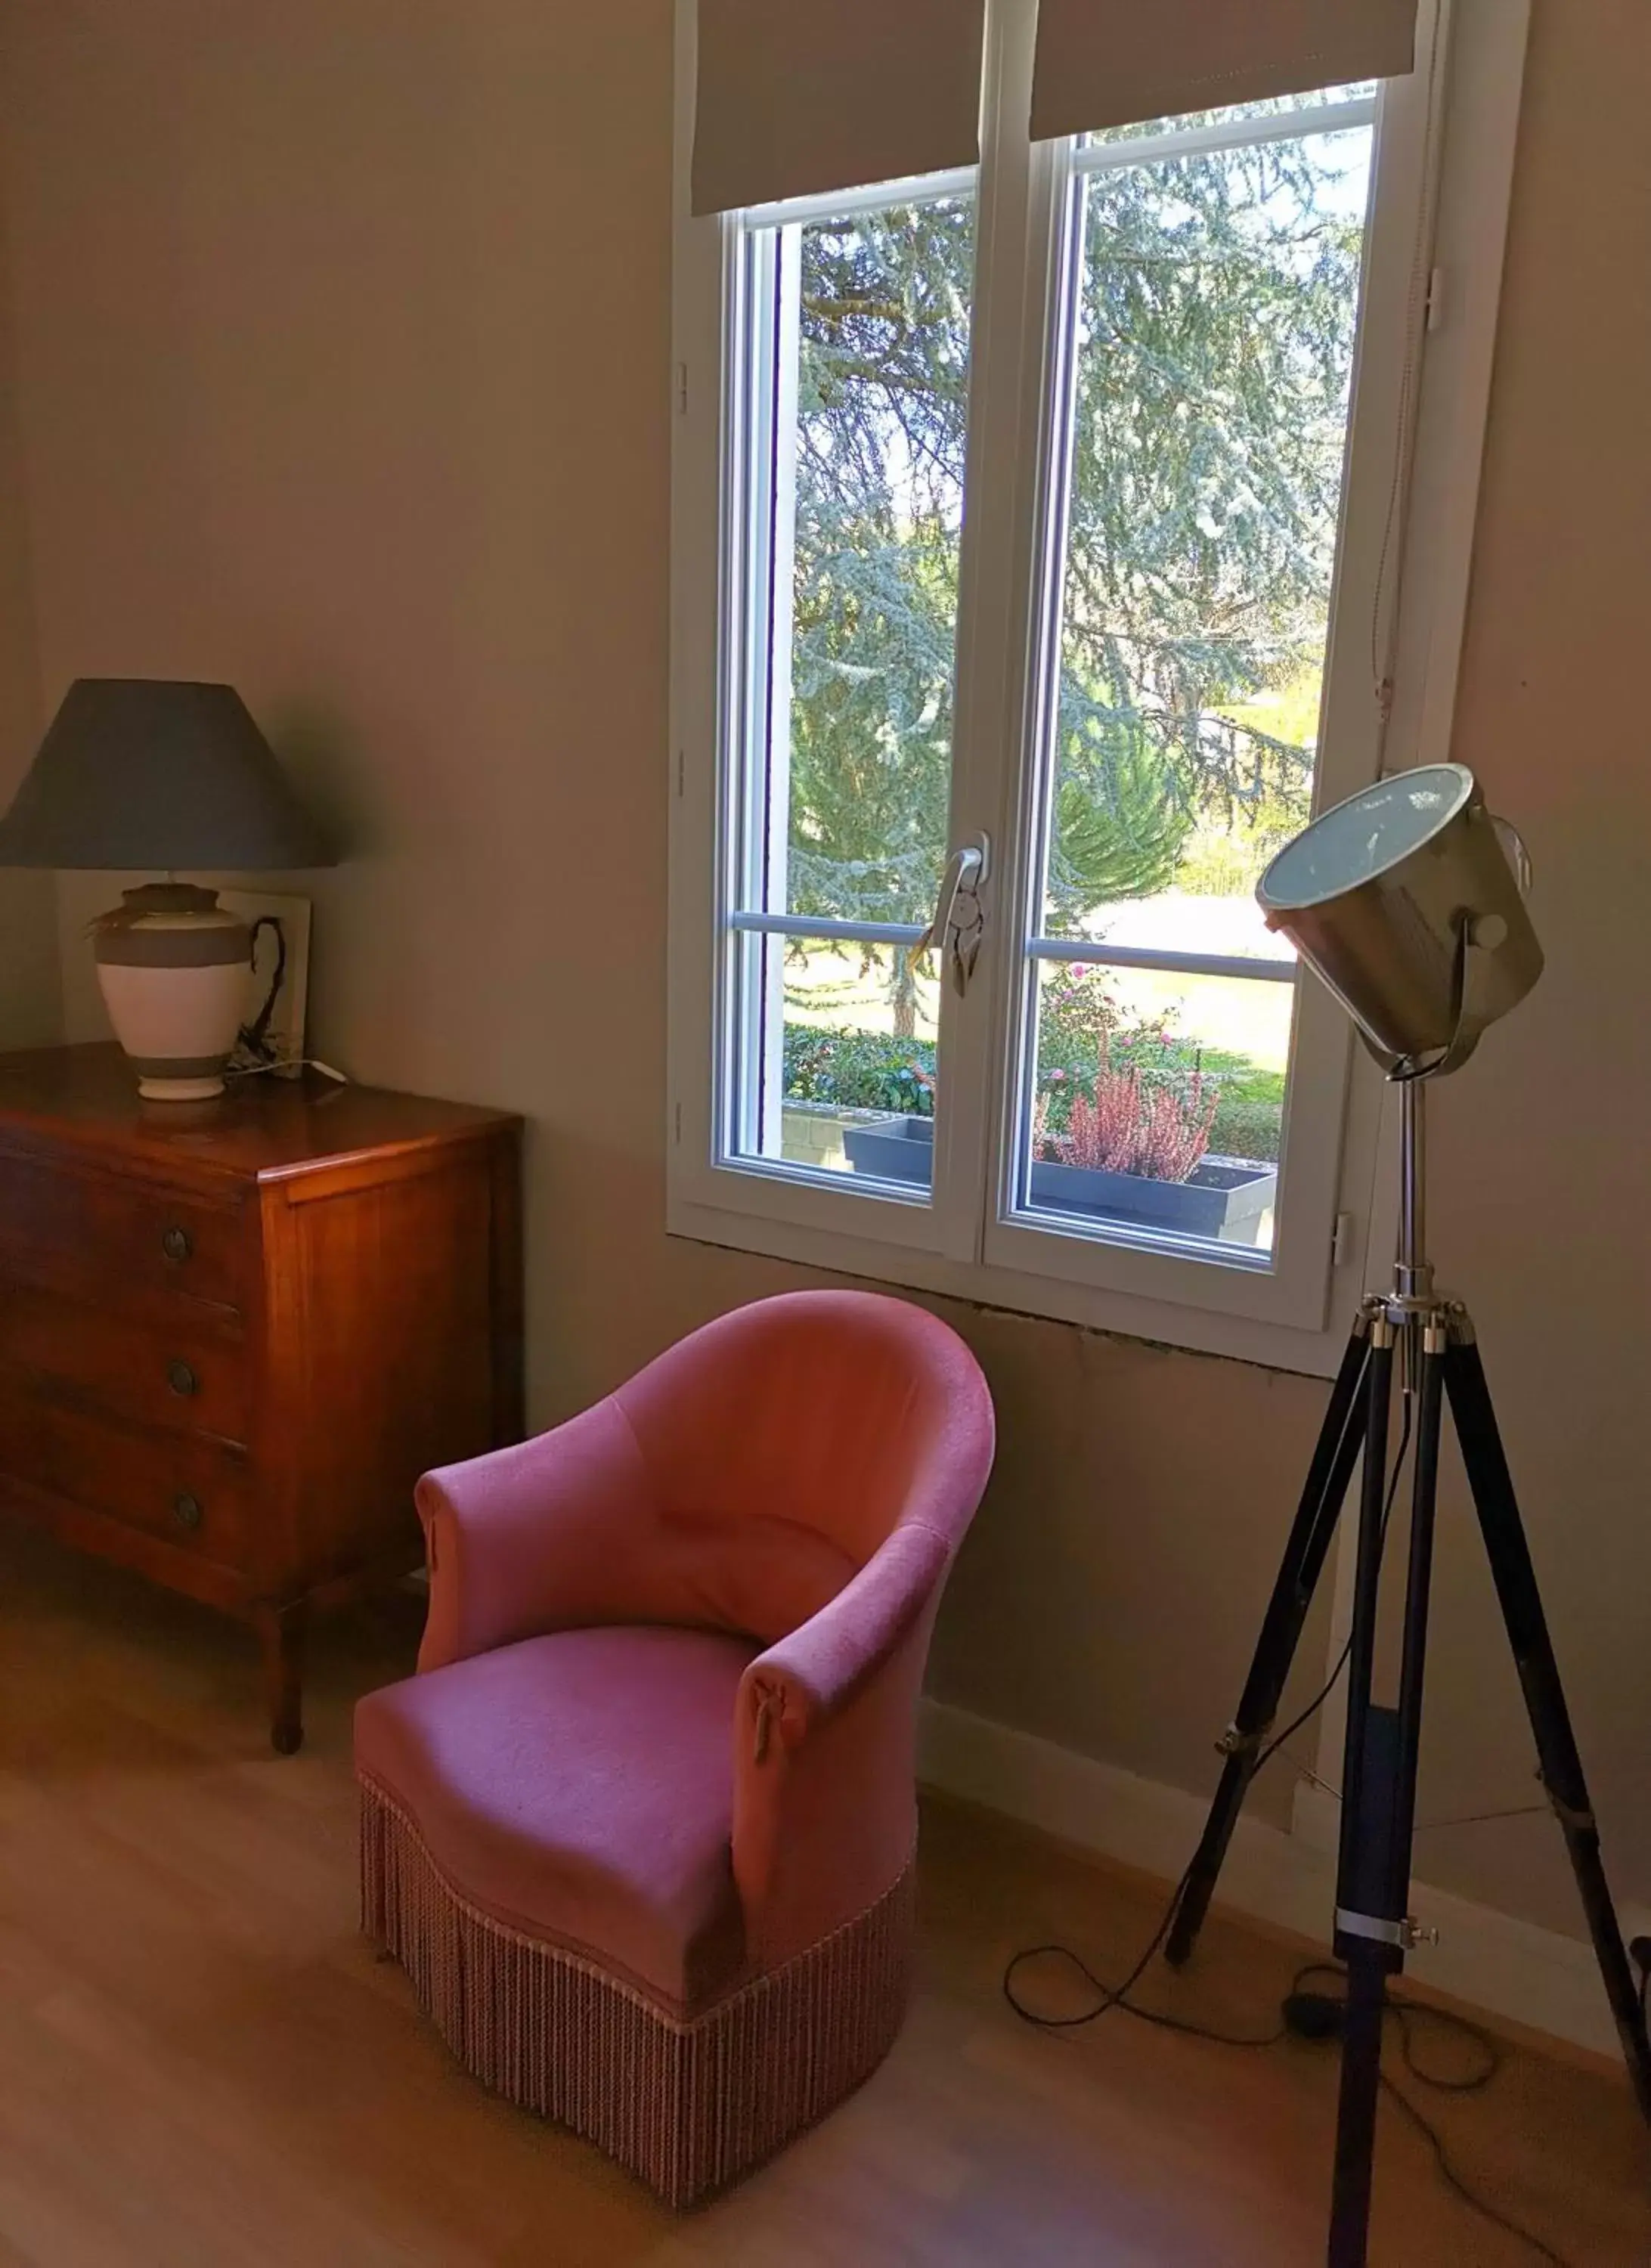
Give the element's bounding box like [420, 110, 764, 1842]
[1033, 1039, 1220, 1184]
[1033, 964, 1223, 1184]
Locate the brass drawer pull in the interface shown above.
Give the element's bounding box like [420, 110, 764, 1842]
[161, 1225, 194, 1263]
[173, 1492, 203, 1531]
[166, 1359, 199, 1397]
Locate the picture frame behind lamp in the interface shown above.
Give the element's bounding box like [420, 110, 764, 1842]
[221, 890, 312, 1077]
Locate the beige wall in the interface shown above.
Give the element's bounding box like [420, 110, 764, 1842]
[2, 0, 1648, 1938]
[0, 167, 59, 1046]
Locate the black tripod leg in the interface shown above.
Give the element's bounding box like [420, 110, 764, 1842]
[1330, 1954, 1390, 2268]
[1329, 1328, 1442, 2268]
[1445, 1331, 1651, 2124]
[1166, 1315, 1372, 1968]
[1324, 1325, 1398, 2267]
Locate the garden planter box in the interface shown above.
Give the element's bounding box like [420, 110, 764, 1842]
[844, 1115, 1277, 1245]
[1030, 1155, 1277, 1245]
[841, 1115, 934, 1188]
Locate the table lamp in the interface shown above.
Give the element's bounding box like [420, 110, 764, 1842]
[0, 677, 333, 1099]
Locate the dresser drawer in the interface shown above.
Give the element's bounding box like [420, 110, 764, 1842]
[0, 1368, 254, 1562]
[0, 1281, 252, 1446]
[0, 1152, 246, 1315]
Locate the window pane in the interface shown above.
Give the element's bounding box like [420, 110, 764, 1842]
[1042, 115, 1374, 948]
[1019, 962, 1296, 1255]
[727, 931, 939, 1191]
[1083, 82, 1377, 151]
[1011, 99, 1373, 1266]
[785, 194, 974, 927]
[732, 191, 977, 934]
[724, 178, 975, 1198]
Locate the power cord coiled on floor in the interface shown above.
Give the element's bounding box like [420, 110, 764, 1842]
[1004, 1926, 1568, 2265]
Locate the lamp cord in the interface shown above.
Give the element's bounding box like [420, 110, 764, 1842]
[1252, 1387, 1414, 1777]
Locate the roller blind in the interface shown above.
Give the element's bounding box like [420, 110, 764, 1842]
[1030, 0, 1416, 144]
[692, 0, 988, 217]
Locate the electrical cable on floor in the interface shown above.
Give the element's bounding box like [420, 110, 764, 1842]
[999, 1395, 1579, 2266]
[1306, 1972, 1566, 2266]
[1002, 1861, 1287, 2051]
[1378, 2070, 1564, 2268]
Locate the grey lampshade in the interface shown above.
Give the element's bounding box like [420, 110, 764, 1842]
[0, 678, 334, 871]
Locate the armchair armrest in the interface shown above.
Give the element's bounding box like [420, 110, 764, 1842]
[731, 1520, 953, 1966]
[415, 1397, 656, 1671]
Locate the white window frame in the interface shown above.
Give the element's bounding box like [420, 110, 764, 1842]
[668, 0, 1529, 1377]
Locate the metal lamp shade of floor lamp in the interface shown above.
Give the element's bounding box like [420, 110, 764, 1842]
[1256, 761, 1543, 1074]
[0, 680, 333, 1099]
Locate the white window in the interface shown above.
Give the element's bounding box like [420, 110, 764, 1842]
[669, 0, 1529, 1374]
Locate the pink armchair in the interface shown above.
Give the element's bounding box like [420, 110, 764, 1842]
[356, 1290, 994, 2205]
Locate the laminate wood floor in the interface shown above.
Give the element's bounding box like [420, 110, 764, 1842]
[1, 1523, 1645, 2267]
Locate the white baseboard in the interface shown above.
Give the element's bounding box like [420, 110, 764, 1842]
[918, 1697, 1621, 2063]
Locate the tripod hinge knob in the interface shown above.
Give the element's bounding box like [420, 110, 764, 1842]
[1337, 1908, 1442, 1951]
[1216, 1721, 1269, 1760]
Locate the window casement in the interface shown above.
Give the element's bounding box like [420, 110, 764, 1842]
[668, 0, 1529, 1376]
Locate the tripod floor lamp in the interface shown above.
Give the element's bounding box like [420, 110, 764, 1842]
[1162, 763, 1651, 2267]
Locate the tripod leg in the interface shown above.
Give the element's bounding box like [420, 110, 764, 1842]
[1327, 1324, 1442, 2268]
[1445, 1329, 1651, 2123]
[1166, 1315, 1372, 1969]
[1330, 1952, 1389, 2268]
[1334, 1325, 1395, 1950]
[1388, 1328, 1445, 1902]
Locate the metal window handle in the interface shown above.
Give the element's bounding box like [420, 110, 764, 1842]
[918, 832, 990, 997]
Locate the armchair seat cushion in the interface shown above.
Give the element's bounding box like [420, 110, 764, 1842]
[356, 1624, 757, 2014]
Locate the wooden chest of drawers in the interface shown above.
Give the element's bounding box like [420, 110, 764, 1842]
[0, 1043, 522, 1750]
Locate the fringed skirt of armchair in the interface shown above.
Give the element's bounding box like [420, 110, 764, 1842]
[355, 1289, 994, 2205]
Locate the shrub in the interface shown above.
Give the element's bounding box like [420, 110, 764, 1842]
[1038, 965, 1172, 1071]
[1208, 1095, 1283, 1163]
[783, 1024, 937, 1115]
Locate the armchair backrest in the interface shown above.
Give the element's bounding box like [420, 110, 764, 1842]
[414, 1289, 996, 1669]
[612, 1290, 993, 1634]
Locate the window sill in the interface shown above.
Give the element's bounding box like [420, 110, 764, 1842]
[666, 1183, 1367, 1378]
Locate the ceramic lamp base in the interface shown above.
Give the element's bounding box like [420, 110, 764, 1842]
[92, 884, 252, 1102]
[135, 1072, 233, 1103]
